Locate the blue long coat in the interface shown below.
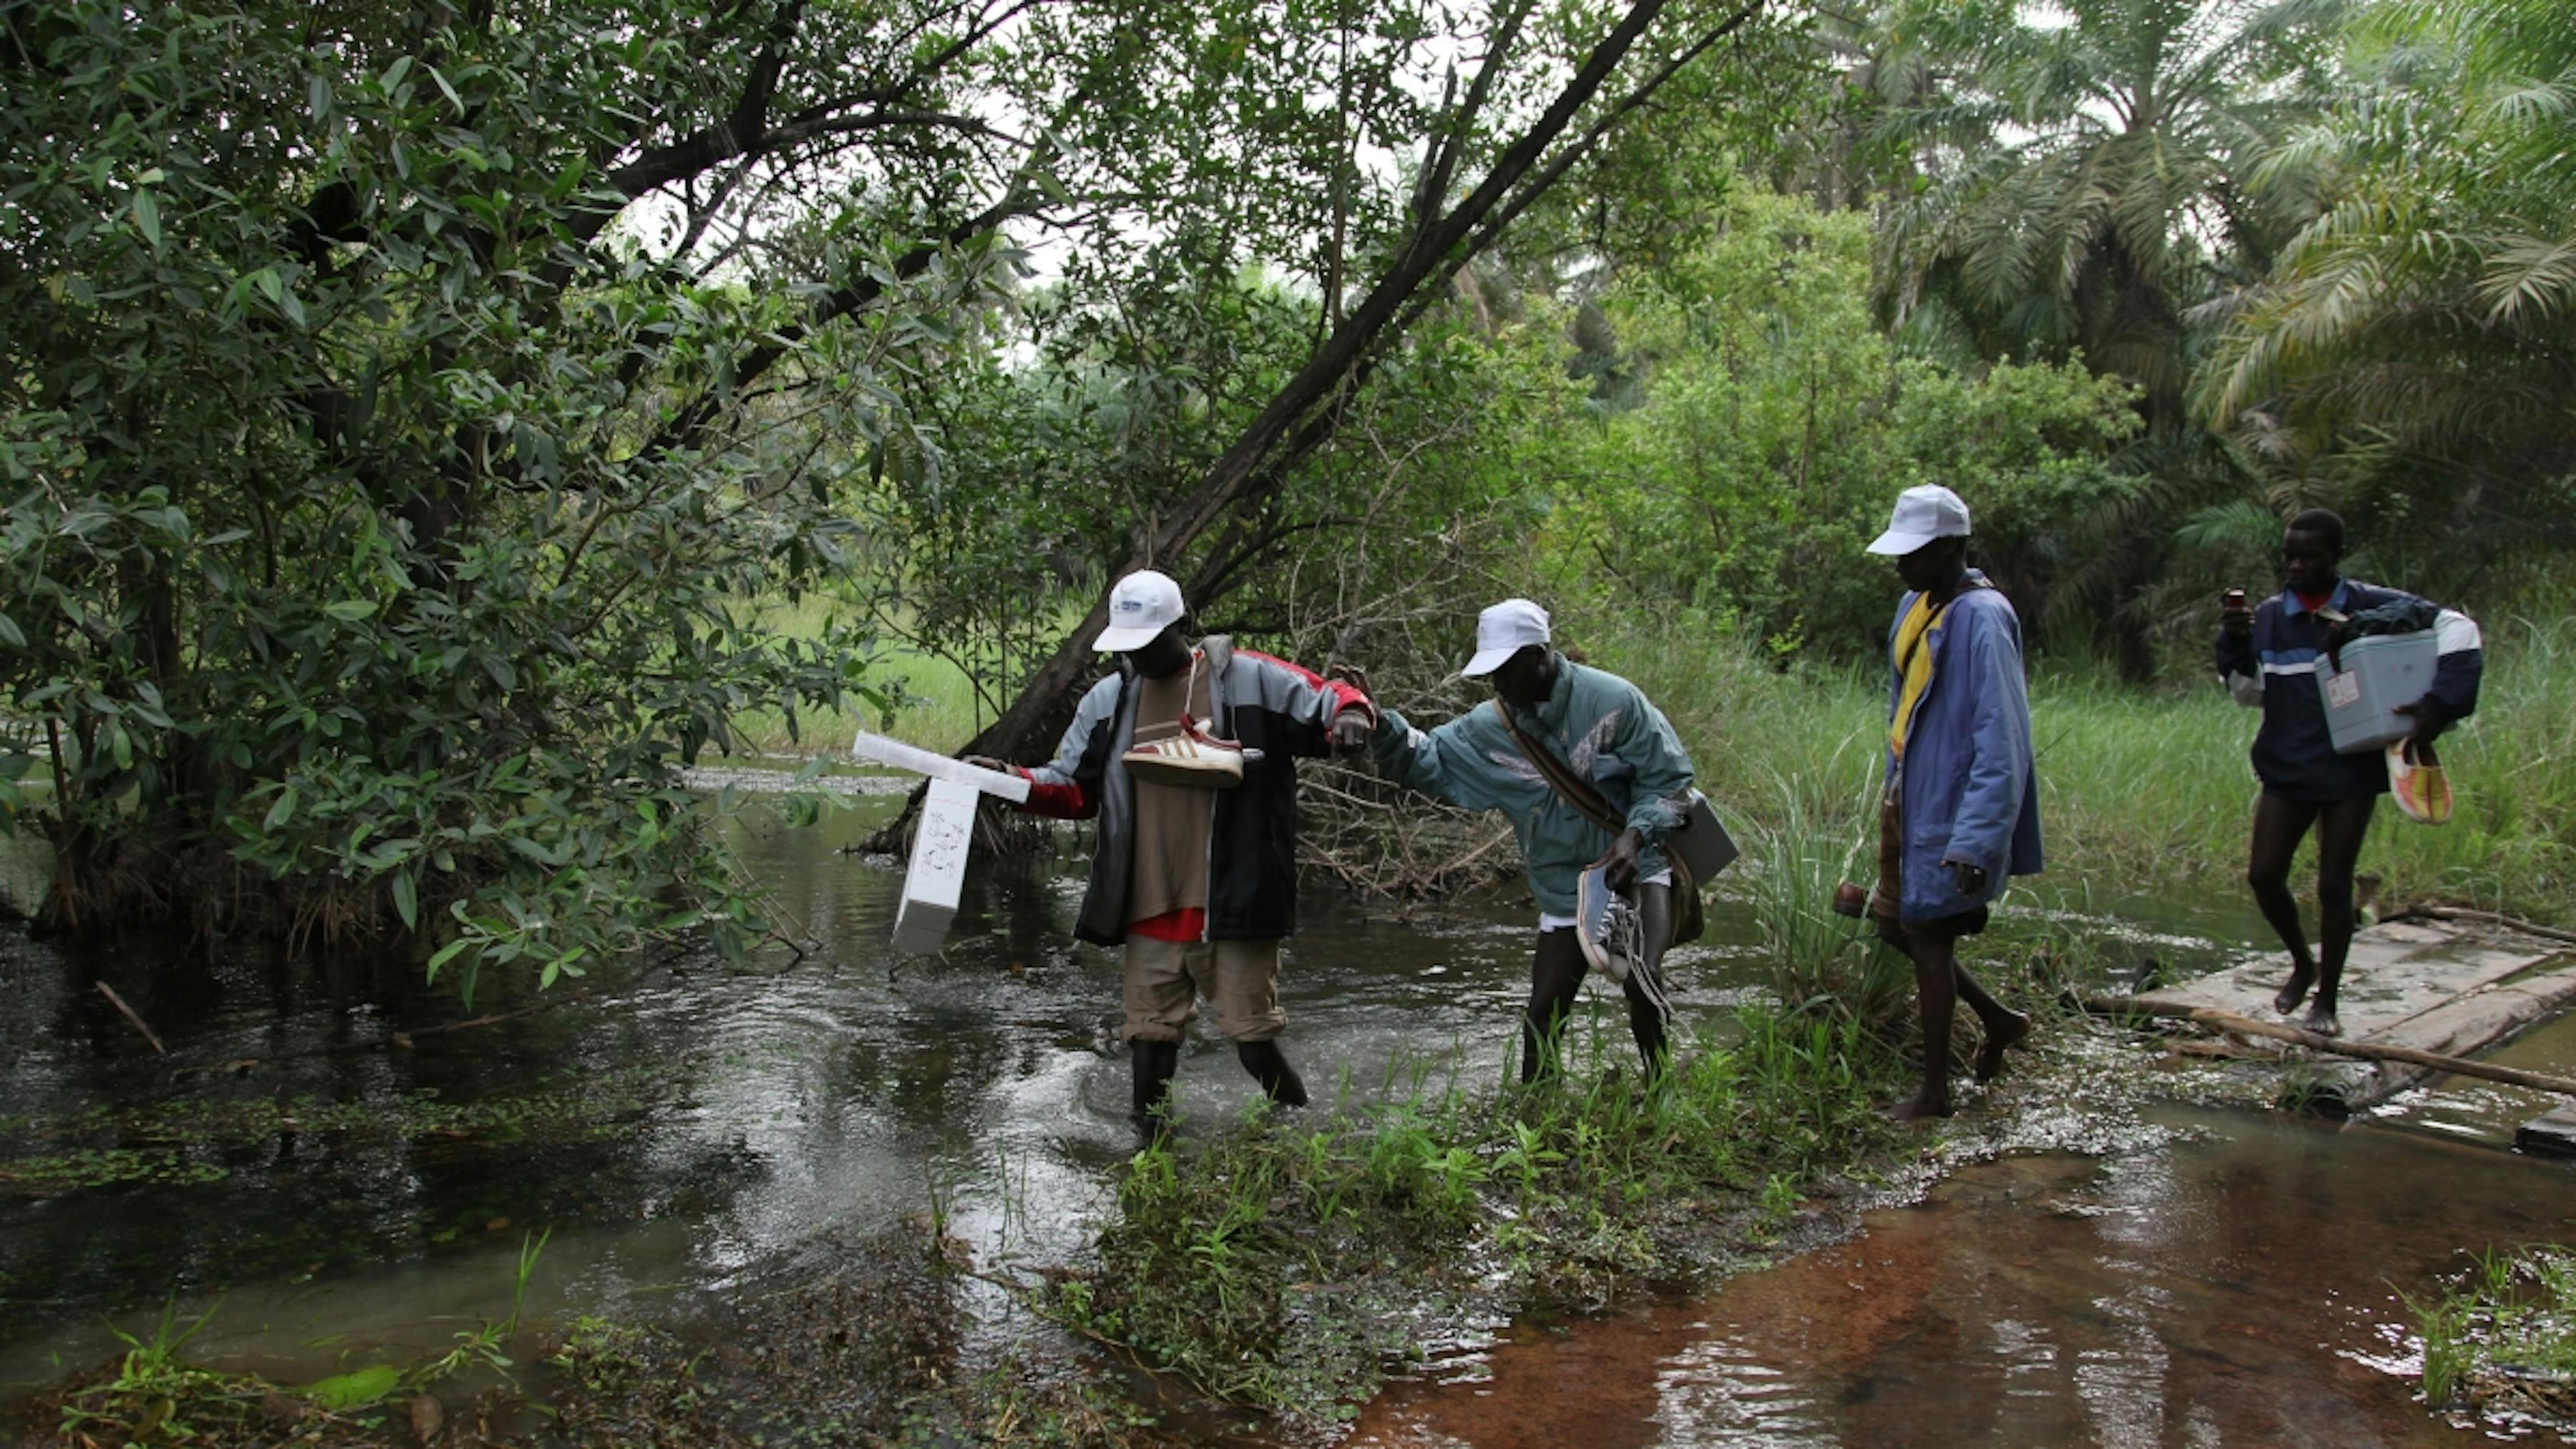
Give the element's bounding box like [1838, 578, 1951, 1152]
[1883, 572, 2044, 922]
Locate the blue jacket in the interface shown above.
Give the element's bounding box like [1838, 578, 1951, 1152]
[2213, 578, 2482, 801]
[1371, 656, 1694, 917]
[1883, 574, 2044, 922]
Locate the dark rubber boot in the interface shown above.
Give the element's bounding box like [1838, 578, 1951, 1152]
[1130, 1039, 1181, 1144]
[1236, 1038, 1308, 1108]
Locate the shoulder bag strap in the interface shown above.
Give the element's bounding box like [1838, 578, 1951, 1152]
[1488, 701, 1621, 834]
[1489, 701, 1703, 947]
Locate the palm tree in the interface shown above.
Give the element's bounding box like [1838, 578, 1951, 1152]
[2195, 0, 2576, 572]
[1872, 0, 2346, 430]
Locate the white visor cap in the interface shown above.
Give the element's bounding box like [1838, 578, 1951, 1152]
[1094, 570, 1186, 652]
[1463, 598, 1551, 677]
[1865, 484, 1972, 556]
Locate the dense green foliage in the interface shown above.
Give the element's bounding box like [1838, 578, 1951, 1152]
[2198, 0, 2576, 568]
[1534, 190, 2142, 658]
[0, 0, 1805, 974]
[4, 0, 2570, 980]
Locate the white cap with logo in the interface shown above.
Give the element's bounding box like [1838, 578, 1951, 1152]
[1094, 570, 1186, 652]
[1463, 598, 1551, 678]
[1865, 484, 1973, 556]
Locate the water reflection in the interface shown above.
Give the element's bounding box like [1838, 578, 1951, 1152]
[1348, 1106, 2575, 1447]
[0, 791, 2541, 1444]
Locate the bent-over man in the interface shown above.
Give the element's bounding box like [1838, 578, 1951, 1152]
[972, 570, 1374, 1141]
[1367, 599, 1697, 1082]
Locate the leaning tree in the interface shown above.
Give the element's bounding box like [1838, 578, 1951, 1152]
[1, 0, 1799, 986]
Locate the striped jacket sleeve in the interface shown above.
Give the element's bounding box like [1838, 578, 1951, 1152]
[1016, 674, 1122, 818]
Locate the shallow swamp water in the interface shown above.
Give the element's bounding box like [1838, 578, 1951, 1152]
[2, 784, 2571, 1443]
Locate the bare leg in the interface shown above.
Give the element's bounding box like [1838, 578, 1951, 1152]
[1893, 933, 1958, 1119]
[2247, 794, 2323, 1013]
[1957, 963, 2031, 1082]
[1523, 931, 1588, 1083]
[2304, 796, 2378, 1038]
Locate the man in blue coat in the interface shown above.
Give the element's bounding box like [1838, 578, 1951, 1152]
[1864, 485, 2044, 1119]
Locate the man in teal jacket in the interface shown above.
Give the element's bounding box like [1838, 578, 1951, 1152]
[1865, 485, 2043, 1119]
[1368, 600, 1697, 1081]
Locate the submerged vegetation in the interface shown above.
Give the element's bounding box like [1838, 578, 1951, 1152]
[2417, 1244, 2576, 1434]
[0, 1065, 676, 1194]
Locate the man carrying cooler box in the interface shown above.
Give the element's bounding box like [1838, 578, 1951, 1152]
[2216, 507, 2483, 1038]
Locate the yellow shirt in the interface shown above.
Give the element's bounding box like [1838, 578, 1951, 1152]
[1890, 592, 1940, 760]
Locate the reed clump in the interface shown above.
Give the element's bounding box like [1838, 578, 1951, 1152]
[1047, 1012, 1903, 1418]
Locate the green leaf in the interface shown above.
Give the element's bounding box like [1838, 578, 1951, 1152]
[429, 64, 464, 115]
[323, 599, 378, 621]
[305, 1365, 399, 1412]
[0, 612, 23, 649]
[426, 937, 472, 979]
[391, 869, 418, 930]
[131, 188, 160, 248]
[263, 786, 298, 832]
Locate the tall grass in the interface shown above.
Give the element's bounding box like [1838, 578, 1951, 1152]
[1587, 608, 2576, 924]
[1736, 761, 1913, 1028]
[725, 589, 1006, 756]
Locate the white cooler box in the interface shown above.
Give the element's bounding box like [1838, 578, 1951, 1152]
[2314, 632, 2438, 754]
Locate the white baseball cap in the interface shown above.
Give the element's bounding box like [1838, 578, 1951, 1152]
[1094, 570, 1186, 652]
[1865, 484, 1972, 555]
[1463, 598, 1551, 677]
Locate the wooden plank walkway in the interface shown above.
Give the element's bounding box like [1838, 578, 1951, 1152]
[2127, 917, 2576, 1114]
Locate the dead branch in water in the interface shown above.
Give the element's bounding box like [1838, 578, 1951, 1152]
[94, 981, 166, 1054]
[2394, 907, 2576, 949]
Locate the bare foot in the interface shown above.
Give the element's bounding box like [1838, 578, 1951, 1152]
[1974, 1012, 2032, 1083]
[2273, 962, 2316, 1015]
[1882, 1089, 1953, 1121]
[2299, 1004, 2342, 1038]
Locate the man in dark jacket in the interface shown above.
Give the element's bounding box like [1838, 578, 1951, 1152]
[973, 570, 1373, 1138]
[2217, 508, 2482, 1038]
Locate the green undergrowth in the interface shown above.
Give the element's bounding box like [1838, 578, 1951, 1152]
[728, 590, 1090, 758]
[1590, 608, 2576, 925]
[2416, 1242, 2576, 1433]
[1044, 1008, 1906, 1420]
[18, 1226, 1181, 1449]
[39, 1234, 549, 1448]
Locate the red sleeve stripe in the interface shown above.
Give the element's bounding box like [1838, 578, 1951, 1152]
[1239, 649, 1377, 725]
[1017, 766, 1093, 819]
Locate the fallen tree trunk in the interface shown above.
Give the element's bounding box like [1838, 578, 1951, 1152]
[2093, 996, 2576, 1100]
